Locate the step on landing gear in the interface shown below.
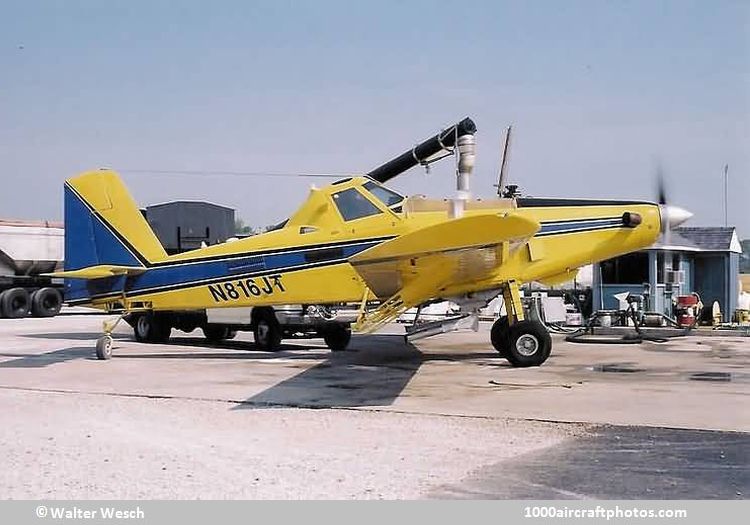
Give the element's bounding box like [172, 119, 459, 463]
[490, 281, 551, 367]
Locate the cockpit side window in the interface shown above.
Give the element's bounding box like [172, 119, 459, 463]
[363, 181, 404, 207]
[332, 188, 383, 221]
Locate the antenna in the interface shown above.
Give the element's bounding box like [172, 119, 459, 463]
[723, 164, 729, 227]
[496, 125, 512, 197]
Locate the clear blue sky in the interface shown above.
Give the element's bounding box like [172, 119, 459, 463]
[1, 0, 748, 236]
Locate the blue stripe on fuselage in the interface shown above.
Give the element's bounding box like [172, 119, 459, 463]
[64, 240, 382, 302]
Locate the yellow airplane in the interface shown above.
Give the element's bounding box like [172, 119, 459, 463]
[53, 118, 689, 366]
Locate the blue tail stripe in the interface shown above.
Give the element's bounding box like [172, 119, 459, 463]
[64, 185, 99, 271]
[64, 185, 142, 271]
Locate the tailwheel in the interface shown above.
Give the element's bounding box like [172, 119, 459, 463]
[96, 335, 113, 360]
[504, 320, 551, 367]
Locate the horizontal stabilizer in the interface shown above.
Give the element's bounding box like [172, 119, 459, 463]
[45, 265, 146, 280]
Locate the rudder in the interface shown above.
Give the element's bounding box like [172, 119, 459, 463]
[64, 170, 167, 272]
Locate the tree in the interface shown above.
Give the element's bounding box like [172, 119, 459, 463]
[234, 218, 255, 236]
[741, 239, 750, 274]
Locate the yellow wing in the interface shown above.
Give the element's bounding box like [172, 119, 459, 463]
[351, 213, 539, 332]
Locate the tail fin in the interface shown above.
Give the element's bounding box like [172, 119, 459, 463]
[63, 170, 167, 272]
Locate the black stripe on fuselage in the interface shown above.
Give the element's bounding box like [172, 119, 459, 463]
[517, 198, 655, 208]
[149, 236, 396, 268]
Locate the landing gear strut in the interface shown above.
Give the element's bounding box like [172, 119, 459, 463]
[490, 281, 551, 367]
[95, 314, 125, 361]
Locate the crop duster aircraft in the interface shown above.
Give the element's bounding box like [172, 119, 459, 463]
[53, 118, 690, 365]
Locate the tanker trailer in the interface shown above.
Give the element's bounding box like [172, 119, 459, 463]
[0, 219, 64, 318]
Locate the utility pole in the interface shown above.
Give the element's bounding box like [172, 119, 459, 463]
[723, 164, 729, 227]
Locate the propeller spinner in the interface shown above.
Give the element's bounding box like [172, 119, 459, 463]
[656, 169, 692, 237]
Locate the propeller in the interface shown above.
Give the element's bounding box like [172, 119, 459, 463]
[655, 166, 692, 245]
[656, 166, 667, 205]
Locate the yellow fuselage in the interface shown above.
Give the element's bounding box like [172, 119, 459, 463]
[81, 176, 660, 312]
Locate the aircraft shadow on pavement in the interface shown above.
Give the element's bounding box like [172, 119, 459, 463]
[5, 333, 505, 408]
[234, 336, 425, 410]
[22, 332, 131, 341]
[233, 335, 504, 410]
[0, 347, 100, 368]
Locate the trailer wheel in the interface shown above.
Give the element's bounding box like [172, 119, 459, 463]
[253, 310, 281, 352]
[504, 320, 552, 368]
[133, 313, 172, 344]
[321, 323, 352, 352]
[202, 325, 237, 342]
[31, 287, 62, 317]
[0, 288, 30, 318]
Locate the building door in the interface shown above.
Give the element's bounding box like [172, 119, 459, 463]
[693, 255, 725, 319]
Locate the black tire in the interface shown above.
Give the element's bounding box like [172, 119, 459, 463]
[0, 288, 30, 318]
[490, 316, 510, 356]
[96, 335, 113, 360]
[321, 323, 352, 352]
[31, 287, 62, 317]
[505, 320, 552, 367]
[133, 313, 171, 343]
[202, 325, 237, 342]
[253, 310, 281, 352]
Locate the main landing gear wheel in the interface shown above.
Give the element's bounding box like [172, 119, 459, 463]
[321, 323, 352, 352]
[253, 312, 282, 352]
[504, 320, 552, 368]
[202, 325, 237, 342]
[133, 313, 172, 344]
[490, 316, 510, 357]
[96, 335, 113, 360]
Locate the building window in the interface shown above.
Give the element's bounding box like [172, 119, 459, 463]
[601, 252, 649, 284]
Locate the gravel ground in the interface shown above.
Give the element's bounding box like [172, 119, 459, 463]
[0, 389, 578, 499]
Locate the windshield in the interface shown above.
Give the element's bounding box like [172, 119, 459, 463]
[363, 181, 404, 207]
[332, 188, 383, 221]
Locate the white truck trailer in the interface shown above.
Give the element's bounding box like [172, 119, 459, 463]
[0, 219, 64, 318]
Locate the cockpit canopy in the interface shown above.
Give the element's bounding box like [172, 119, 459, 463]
[285, 177, 405, 231]
[331, 180, 404, 221]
